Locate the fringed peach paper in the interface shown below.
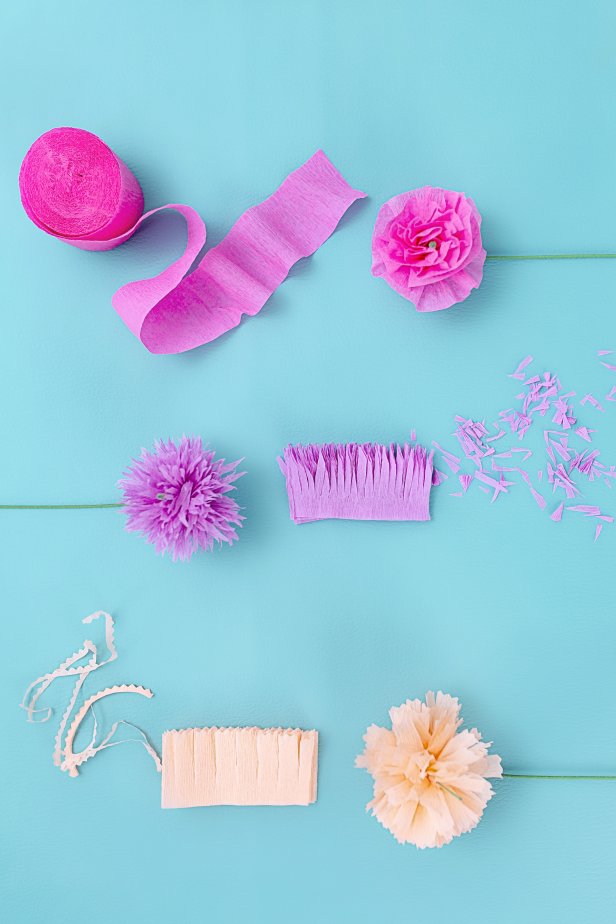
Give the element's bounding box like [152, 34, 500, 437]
[278, 442, 433, 523]
[161, 727, 318, 808]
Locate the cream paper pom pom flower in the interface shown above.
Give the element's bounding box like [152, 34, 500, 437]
[356, 691, 502, 848]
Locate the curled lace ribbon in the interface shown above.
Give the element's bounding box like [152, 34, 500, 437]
[21, 611, 161, 776]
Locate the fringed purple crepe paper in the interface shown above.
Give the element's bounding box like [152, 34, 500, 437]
[432, 468, 448, 486]
[278, 443, 433, 524]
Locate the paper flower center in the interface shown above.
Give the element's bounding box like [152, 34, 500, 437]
[406, 748, 438, 782]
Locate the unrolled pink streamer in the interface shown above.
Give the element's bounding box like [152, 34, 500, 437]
[19, 128, 365, 354]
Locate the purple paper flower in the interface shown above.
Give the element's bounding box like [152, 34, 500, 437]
[119, 437, 244, 561]
[372, 187, 486, 312]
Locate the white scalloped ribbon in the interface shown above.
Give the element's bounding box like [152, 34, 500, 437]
[21, 611, 161, 777]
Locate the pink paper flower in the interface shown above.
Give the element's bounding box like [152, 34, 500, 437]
[372, 187, 486, 312]
[356, 691, 502, 848]
[119, 436, 244, 561]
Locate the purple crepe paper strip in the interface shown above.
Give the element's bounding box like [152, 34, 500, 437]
[278, 443, 433, 523]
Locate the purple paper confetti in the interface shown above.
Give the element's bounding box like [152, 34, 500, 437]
[428, 352, 615, 544]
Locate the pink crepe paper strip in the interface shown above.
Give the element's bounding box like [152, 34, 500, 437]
[161, 727, 318, 808]
[19, 127, 365, 354]
[278, 442, 434, 523]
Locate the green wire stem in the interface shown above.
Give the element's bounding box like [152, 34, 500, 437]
[487, 253, 616, 261]
[502, 773, 616, 780]
[0, 503, 123, 510]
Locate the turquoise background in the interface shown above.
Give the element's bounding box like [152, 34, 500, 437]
[2, 1, 616, 920]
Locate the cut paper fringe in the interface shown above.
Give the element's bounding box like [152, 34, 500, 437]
[278, 442, 433, 523]
[161, 727, 318, 808]
[19, 128, 365, 354]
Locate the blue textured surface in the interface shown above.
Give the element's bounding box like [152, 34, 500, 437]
[2, 2, 616, 921]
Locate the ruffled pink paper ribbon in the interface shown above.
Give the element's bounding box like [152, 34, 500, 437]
[19, 127, 365, 353]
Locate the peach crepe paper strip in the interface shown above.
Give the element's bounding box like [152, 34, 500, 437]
[19, 127, 365, 354]
[161, 727, 318, 808]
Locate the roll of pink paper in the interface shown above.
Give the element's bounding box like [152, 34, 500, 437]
[19, 127, 365, 354]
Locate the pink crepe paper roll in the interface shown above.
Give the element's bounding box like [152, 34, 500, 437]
[19, 127, 365, 353]
[19, 127, 145, 249]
